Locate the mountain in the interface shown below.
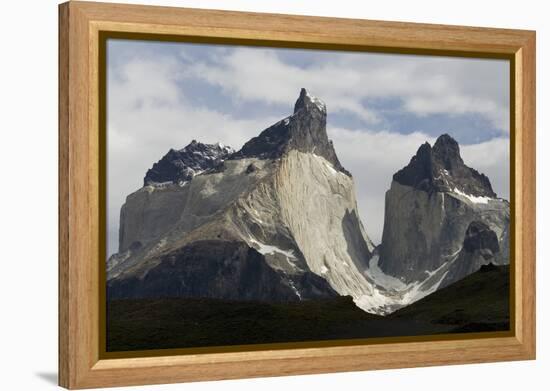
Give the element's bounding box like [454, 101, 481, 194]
[351, 134, 510, 314]
[107, 90, 510, 317]
[231, 88, 350, 176]
[108, 89, 377, 309]
[377, 134, 510, 284]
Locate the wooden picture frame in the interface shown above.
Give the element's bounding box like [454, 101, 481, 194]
[59, 1, 536, 389]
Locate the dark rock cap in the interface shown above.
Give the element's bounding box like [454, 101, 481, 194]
[432, 134, 463, 169]
[393, 133, 496, 197]
[294, 87, 327, 114]
[144, 141, 233, 186]
[234, 89, 350, 176]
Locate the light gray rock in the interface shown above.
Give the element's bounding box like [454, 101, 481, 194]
[378, 134, 510, 286]
[108, 89, 377, 308]
[379, 181, 509, 283]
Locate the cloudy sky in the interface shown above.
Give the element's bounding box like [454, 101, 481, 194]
[107, 39, 510, 257]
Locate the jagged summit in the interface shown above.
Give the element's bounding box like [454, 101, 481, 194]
[294, 87, 326, 114]
[432, 133, 462, 168]
[393, 133, 495, 198]
[233, 88, 350, 176]
[142, 89, 348, 187]
[144, 140, 234, 186]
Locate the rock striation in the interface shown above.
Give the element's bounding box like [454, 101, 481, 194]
[108, 90, 510, 316]
[108, 89, 376, 308]
[378, 134, 509, 284]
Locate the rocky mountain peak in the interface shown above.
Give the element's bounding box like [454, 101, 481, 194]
[432, 133, 464, 170]
[144, 140, 234, 186]
[234, 89, 350, 176]
[393, 134, 495, 197]
[294, 88, 327, 114]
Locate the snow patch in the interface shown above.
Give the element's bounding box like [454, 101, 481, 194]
[320, 265, 329, 274]
[273, 116, 291, 127]
[359, 252, 456, 315]
[250, 209, 264, 224]
[323, 161, 338, 175]
[311, 154, 342, 176]
[288, 280, 302, 300]
[199, 181, 217, 197]
[445, 246, 462, 260]
[452, 187, 492, 204]
[145, 238, 168, 258]
[305, 90, 326, 112]
[248, 237, 296, 259]
[365, 254, 407, 291]
[355, 288, 398, 315]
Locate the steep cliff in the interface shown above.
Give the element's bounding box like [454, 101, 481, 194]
[378, 134, 509, 284]
[107, 92, 509, 316]
[108, 89, 377, 309]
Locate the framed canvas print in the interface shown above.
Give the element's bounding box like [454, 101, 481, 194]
[58, 1, 536, 389]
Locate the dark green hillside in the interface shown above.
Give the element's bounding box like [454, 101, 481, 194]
[391, 264, 510, 332]
[107, 296, 383, 352]
[107, 265, 510, 352]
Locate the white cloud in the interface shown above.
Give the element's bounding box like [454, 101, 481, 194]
[461, 137, 510, 199]
[109, 57, 181, 108]
[184, 48, 509, 131]
[329, 128, 435, 244]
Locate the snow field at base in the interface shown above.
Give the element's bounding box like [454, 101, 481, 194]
[357, 253, 455, 315]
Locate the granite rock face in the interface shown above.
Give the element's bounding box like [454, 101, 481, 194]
[108, 91, 510, 316]
[378, 134, 509, 284]
[108, 89, 376, 309]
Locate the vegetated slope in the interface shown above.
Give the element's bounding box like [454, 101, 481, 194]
[107, 265, 509, 352]
[107, 296, 382, 351]
[391, 264, 510, 332]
